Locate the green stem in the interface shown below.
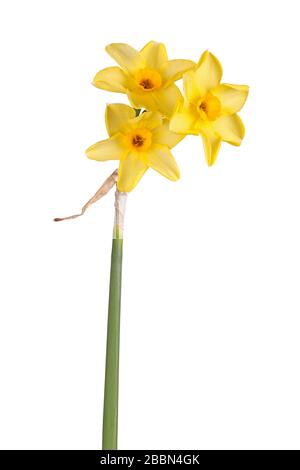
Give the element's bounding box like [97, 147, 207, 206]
[102, 190, 127, 450]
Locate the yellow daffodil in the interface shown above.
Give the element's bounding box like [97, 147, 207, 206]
[86, 104, 184, 192]
[93, 41, 195, 118]
[170, 51, 249, 166]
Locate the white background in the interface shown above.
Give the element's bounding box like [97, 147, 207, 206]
[0, 0, 299, 450]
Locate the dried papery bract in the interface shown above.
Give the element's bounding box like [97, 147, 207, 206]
[54, 169, 118, 222]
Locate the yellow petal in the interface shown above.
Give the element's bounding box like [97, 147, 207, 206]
[106, 43, 145, 74]
[140, 41, 168, 70]
[129, 84, 182, 117]
[162, 59, 196, 85]
[201, 127, 222, 166]
[194, 51, 223, 96]
[105, 104, 136, 136]
[133, 111, 162, 130]
[128, 90, 152, 111]
[212, 114, 245, 146]
[152, 120, 185, 148]
[169, 101, 201, 135]
[213, 84, 249, 115]
[183, 70, 202, 103]
[93, 67, 132, 93]
[86, 135, 124, 161]
[151, 84, 183, 117]
[117, 152, 148, 192]
[146, 144, 180, 181]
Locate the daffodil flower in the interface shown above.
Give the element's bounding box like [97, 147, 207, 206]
[92, 41, 195, 118]
[86, 104, 184, 192]
[170, 51, 249, 165]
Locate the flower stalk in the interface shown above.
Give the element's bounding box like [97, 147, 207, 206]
[102, 189, 127, 450]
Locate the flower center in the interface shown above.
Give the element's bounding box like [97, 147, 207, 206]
[124, 128, 152, 152]
[132, 134, 145, 147]
[135, 68, 162, 91]
[197, 92, 221, 121]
